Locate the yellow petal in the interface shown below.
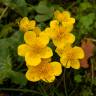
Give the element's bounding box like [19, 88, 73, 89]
[25, 52, 41, 66]
[33, 27, 41, 36]
[20, 17, 28, 23]
[60, 57, 71, 68]
[53, 39, 64, 48]
[64, 33, 75, 44]
[52, 32, 75, 48]
[52, 37, 71, 48]
[73, 47, 84, 59]
[50, 62, 62, 76]
[26, 68, 40, 82]
[50, 20, 59, 28]
[24, 31, 36, 46]
[44, 28, 52, 38]
[29, 20, 36, 29]
[42, 75, 55, 83]
[40, 47, 53, 58]
[19, 17, 29, 32]
[62, 11, 71, 18]
[62, 23, 73, 33]
[55, 48, 64, 57]
[18, 44, 31, 56]
[56, 45, 72, 57]
[54, 10, 61, 19]
[38, 32, 50, 47]
[71, 60, 80, 69]
[69, 18, 75, 24]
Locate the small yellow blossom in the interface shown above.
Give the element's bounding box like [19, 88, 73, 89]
[26, 59, 62, 83]
[18, 31, 53, 66]
[54, 10, 75, 25]
[45, 20, 75, 48]
[59, 46, 84, 69]
[49, 20, 73, 33]
[19, 17, 36, 32]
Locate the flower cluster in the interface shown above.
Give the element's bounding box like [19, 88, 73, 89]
[18, 10, 84, 83]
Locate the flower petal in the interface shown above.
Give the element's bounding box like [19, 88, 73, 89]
[60, 57, 71, 68]
[52, 39, 63, 48]
[29, 20, 36, 29]
[73, 47, 84, 59]
[62, 23, 73, 33]
[71, 60, 80, 69]
[50, 62, 62, 76]
[26, 68, 40, 82]
[55, 44, 71, 56]
[40, 47, 53, 58]
[25, 52, 41, 66]
[54, 10, 61, 20]
[38, 32, 50, 47]
[69, 18, 75, 24]
[19, 17, 29, 32]
[42, 75, 55, 83]
[18, 44, 31, 56]
[62, 11, 70, 17]
[50, 20, 59, 28]
[33, 27, 41, 36]
[64, 33, 75, 44]
[24, 31, 36, 46]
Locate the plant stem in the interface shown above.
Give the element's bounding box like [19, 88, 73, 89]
[64, 68, 68, 96]
[39, 83, 48, 96]
[0, 6, 8, 20]
[0, 88, 40, 94]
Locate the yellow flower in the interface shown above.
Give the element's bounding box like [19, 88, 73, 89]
[26, 59, 62, 83]
[45, 20, 75, 48]
[19, 17, 36, 32]
[18, 31, 53, 66]
[54, 10, 75, 25]
[56, 44, 71, 57]
[59, 46, 84, 69]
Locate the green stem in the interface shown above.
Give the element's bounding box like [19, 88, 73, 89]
[0, 88, 40, 94]
[0, 6, 8, 20]
[64, 68, 68, 96]
[39, 83, 48, 96]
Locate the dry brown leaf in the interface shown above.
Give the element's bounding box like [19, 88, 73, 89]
[80, 38, 95, 68]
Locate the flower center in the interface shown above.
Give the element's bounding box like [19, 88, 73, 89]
[37, 63, 52, 75]
[32, 44, 42, 54]
[67, 51, 75, 60]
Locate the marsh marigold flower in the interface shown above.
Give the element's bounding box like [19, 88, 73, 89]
[45, 20, 75, 48]
[56, 46, 84, 69]
[18, 31, 53, 66]
[26, 59, 62, 82]
[19, 17, 36, 32]
[54, 10, 75, 25]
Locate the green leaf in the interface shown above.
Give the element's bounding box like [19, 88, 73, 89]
[74, 74, 82, 83]
[0, 0, 28, 16]
[9, 71, 27, 86]
[35, 14, 53, 22]
[80, 2, 92, 11]
[0, 39, 12, 83]
[80, 13, 95, 29]
[92, 77, 96, 86]
[0, 31, 24, 84]
[35, 1, 49, 14]
[0, 24, 13, 38]
[80, 87, 93, 96]
[35, 0, 54, 14]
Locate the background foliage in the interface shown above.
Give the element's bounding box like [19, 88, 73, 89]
[0, 0, 96, 96]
